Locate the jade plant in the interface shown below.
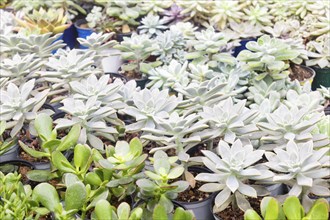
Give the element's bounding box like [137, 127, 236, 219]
[265, 140, 329, 208]
[136, 150, 189, 214]
[0, 79, 49, 137]
[91, 138, 147, 201]
[152, 204, 195, 220]
[244, 196, 329, 220]
[93, 200, 143, 220]
[19, 113, 80, 181]
[196, 139, 273, 212]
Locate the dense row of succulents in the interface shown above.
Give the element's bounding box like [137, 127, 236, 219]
[0, 0, 329, 220]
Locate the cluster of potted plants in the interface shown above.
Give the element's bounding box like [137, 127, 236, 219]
[0, 0, 329, 220]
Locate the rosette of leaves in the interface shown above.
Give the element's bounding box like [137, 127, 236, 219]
[188, 62, 216, 82]
[310, 10, 330, 37]
[38, 49, 100, 89]
[318, 85, 330, 100]
[186, 27, 235, 68]
[117, 80, 140, 106]
[136, 150, 189, 214]
[265, 140, 329, 209]
[0, 33, 65, 59]
[15, 8, 70, 35]
[138, 14, 168, 37]
[141, 111, 209, 162]
[104, 0, 143, 27]
[289, 0, 328, 19]
[139, 0, 172, 15]
[242, 4, 273, 26]
[196, 139, 273, 212]
[210, 1, 244, 30]
[0, 9, 15, 35]
[11, 0, 50, 13]
[147, 60, 190, 89]
[257, 104, 325, 149]
[216, 62, 250, 91]
[69, 74, 124, 110]
[228, 21, 262, 39]
[114, 33, 160, 74]
[91, 138, 147, 201]
[174, 77, 231, 115]
[77, 32, 118, 59]
[55, 97, 118, 150]
[0, 172, 37, 219]
[0, 79, 49, 137]
[121, 88, 180, 132]
[268, 0, 292, 22]
[198, 97, 259, 143]
[152, 28, 186, 64]
[170, 21, 197, 40]
[306, 37, 330, 68]
[245, 78, 288, 106]
[0, 53, 44, 84]
[237, 35, 300, 81]
[177, 0, 214, 26]
[312, 115, 330, 142]
[161, 3, 186, 24]
[283, 89, 324, 112]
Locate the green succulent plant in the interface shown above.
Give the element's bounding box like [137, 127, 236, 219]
[138, 14, 168, 37]
[210, 1, 243, 30]
[0, 121, 17, 156]
[93, 200, 143, 220]
[244, 196, 329, 220]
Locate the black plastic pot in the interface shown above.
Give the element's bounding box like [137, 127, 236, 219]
[233, 38, 257, 57]
[325, 105, 330, 115]
[42, 103, 65, 120]
[0, 159, 35, 174]
[174, 166, 216, 220]
[266, 183, 289, 196]
[311, 67, 330, 90]
[105, 72, 128, 83]
[135, 77, 150, 89]
[0, 144, 19, 162]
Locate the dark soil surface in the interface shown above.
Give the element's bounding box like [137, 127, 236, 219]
[120, 69, 142, 80]
[289, 64, 313, 81]
[215, 197, 262, 220]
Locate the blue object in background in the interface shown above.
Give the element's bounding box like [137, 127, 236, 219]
[62, 24, 77, 49]
[233, 38, 257, 57]
[75, 19, 94, 49]
[51, 34, 64, 54]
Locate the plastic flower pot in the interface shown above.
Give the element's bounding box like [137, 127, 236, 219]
[0, 159, 35, 174]
[105, 72, 128, 83]
[311, 67, 330, 90]
[233, 38, 257, 57]
[42, 103, 65, 120]
[135, 77, 150, 89]
[62, 23, 78, 49]
[0, 144, 19, 162]
[266, 183, 289, 196]
[174, 166, 216, 220]
[74, 18, 94, 49]
[101, 49, 123, 73]
[116, 32, 132, 42]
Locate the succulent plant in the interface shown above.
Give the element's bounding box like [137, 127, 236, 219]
[152, 28, 186, 64]
[237, 35, 300, 81]
[186, 27, 235, 68]
[0, 53, 44, 84]
[228, 21, 262, 39]
[265, 140, 329, 207]
[257, 104, 325, 149]
[283, 89, 324, 113]
[177, 0, 214, 26]
[210, 1, 243, 30]
[0, 9, 15, 35]
[77, 32, 118, 58]
[312, 115, 330, 141]
[0, 79, 49, 137]
[289, 0, 328, 19]
[114, 33, 160, 74]
[245, 196, 329, 220]
[69, 74, 124, 110]
[174, 77, 231, 115]
[94, 200, 143, 220]
[136, 150, 189, 214]
[196, 139, 273, 212]
[117, 80, 140, 106]
[38, 49, 100, 89]
[139, 0, 172, 15]
[55, 97, 118, 150]
[306, 37, 330, 68]
[11, 0, 50, 12]
[170, 21, 197, 40]
[138, 14, 168, 37]
[242, 4, 273, 26]
[318, 85, 330, 100]
[153, 204, 195, 220]
[85, 6, 122, 33]
[0, 172, 37, 219]
[146, 60, 190, 89]
[188, 62, 216, 82]
[0, 121, 17, 156]
[310, 10, 330, 37]
[15, 8, 70, 35]
[199, 97, 259, 143]
[161, 3, 185, 24]
[141, 111, 209, 162]
[122, 88, 180, 132]
[0, 33, 65, 59]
